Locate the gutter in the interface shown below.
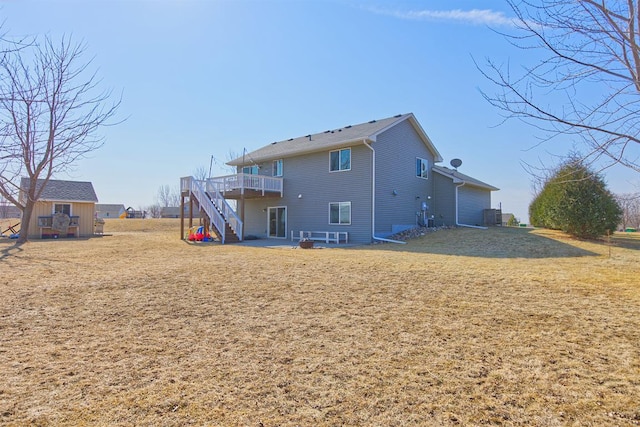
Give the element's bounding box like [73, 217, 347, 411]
[455, 181, 488, 230]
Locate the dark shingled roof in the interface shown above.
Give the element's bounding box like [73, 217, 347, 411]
[227, 113, 444, 166]
[432, 166, 499, 191]
[20, 178, 99, 202]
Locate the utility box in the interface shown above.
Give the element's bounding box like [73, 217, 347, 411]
[483, 209, 502, 226]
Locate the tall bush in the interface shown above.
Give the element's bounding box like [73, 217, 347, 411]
[529, 159, 622, 238]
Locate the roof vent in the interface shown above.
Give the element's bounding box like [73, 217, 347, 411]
[288, 138, 293, 141]
[345, 125, 352, 128]
[394, 114, 402, 118]
[324, 130, 330, 133]
[368, 120, 376, 123]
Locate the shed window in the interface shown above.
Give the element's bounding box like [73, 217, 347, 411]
[329, 201, 351, 225]
[330, 148, 351, 172]
[416, 158, 428, 179]
[54, 203, 71, 215]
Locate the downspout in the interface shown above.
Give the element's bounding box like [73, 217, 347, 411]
[455, 181, 488, 230]
[373, 235, 407, 244]
[363, 140, 376, 241]
[364, 139, 407, 244]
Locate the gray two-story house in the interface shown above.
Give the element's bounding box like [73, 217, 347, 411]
[180, 113, 498, 244]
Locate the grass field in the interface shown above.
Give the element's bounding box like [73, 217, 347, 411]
[1, 219, 639, 426]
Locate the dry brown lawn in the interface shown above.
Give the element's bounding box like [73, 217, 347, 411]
[1, 219, 639, 426]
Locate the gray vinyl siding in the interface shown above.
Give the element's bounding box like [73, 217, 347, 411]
[433, 172, 457, 226]
[242, 145, 373, 243]
[458, 185, 491, 226]
[243, 199, 269, 237]
[372, 119, 435, 236]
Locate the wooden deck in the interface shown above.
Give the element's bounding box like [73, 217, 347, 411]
[217, 188, 282, 199]
[180, 174, 283, 199]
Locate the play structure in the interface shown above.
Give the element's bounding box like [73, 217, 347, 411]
[1, 221, 20, 239]
[125, 207, 146, 219]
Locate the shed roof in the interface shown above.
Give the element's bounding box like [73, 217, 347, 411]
[96, 204, 125, 212]
[433, 165, 499, 191]
[227, 113, 443, 166]
[20, 178, 99, 202]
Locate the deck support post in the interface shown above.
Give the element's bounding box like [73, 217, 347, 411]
[189, 195, 194, 230]
[180, 194, 185, 240]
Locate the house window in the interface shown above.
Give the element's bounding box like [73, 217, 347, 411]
[54, 203, 71, 215]
[273, 159, 283, 177]
[329, 201, 351, 225]
[416, 158, 429, 179]
[330, 148, 351, 172]
[242, 165, 259, 175]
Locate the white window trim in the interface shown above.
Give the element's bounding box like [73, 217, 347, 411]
[329, 148, 351, 172]
[267, 205, 288, 239]
[416, 157, 429, 180]
[243, 165, 259, 175]
[329, 201, 351, 225]
[273, 159, 283, 177]
[53, 203, 72, 216]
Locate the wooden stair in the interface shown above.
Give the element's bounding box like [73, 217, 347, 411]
[210, 222, 240, 243]
[199, 194, 241, 243]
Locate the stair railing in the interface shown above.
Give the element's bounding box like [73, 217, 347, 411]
[189, 177, 228, 244]
[205, 179, 243, 241]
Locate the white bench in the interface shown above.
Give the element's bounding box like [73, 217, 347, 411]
[291, 230, 348, 244]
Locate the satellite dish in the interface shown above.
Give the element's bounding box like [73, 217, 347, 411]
[450, 158, 462, 169]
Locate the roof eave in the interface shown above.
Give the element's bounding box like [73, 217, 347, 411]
[227, 137, 371, 166]
[39, 198, 98, 203]
[432, 166, 499, 191]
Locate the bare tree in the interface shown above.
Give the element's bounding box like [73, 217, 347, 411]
[479, 1, 640, 173]
[156, 184, 180, 207]
[192, 165, 208, 181]
[146, 204, 161, 219]
[0, 35, 120, 243]
[225, 150, 241, 173]
[616, 192, 640, 229]
[157, 185, 172, 208]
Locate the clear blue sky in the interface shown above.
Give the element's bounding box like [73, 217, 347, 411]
[2, 0, 638, 223]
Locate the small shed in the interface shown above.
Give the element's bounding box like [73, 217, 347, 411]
[161, 206, 192, 218]
[20, 178, 99, 239]
[96, 204, 126, 219]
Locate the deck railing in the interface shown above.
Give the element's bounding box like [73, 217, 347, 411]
[207, 173, 283, 196]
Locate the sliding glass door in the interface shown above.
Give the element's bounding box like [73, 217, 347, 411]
[268, 206, 287, 238]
